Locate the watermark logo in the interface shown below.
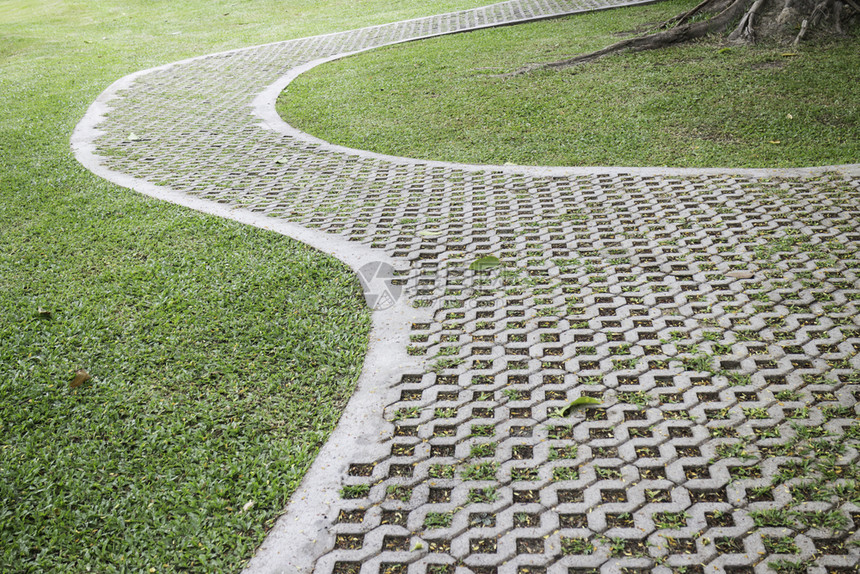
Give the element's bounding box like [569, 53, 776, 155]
[357, 261, 402, 311]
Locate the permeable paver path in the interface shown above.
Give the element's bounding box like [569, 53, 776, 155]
[73, 0, 860, 572]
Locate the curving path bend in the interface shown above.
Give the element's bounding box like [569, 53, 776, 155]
[72, 1, 860, 573]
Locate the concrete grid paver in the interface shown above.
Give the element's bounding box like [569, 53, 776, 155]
[72, 0, 860, 573]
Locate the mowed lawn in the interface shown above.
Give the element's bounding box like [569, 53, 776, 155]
[280, 0, 859, 168]
[0, 0, 487, 571]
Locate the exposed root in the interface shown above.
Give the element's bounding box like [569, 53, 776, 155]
[659, 0, 734, 28]
[505, 0, 753, 74]
[811, 0, 834, 25]
[792, 0, 849, 43]
[501, 0, 857, 77]
[834, 0, 843, 33]
[728, 0, 769, 41]
[794, 17, 810, 42]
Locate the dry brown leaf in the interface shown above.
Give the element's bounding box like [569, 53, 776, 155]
[70, 369, 91, 388]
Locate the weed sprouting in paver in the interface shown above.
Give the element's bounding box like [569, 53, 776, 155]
[469, 443, 496, 458]
[579, 376, 602, 386]
[681, 354, 716, 373]
[762, 536, 800, 555]
[552, 467, 579, 481]
[750, 509, 796, 528]
[424, 512, 453, 528]
[743, 407, 770, 419]
[561, 538, 595, 555]
[548, 446, 578, 460]
[767, 560, 814, 574]
[503, 388, 529, 401]
[710, 424, 742, 443]
[429, 464, 455, 479]
[392, 406, 422, 421]
[461, 462, 498, 481]
[771, 459, 815, 485]
[774, 390, 801, 401]
[653, 511, 690, 530]
[386, 485, 412, 502]
[795, 510, 851, 531]
[595, 467, 621, 480]
[715, 442, 756, 461]
[341, 485, 371, 499]
[512, 467, 540, 481]
[617, 391, 651, 408]
[468, 487, 499, 504]
[433, 357, 464, 371]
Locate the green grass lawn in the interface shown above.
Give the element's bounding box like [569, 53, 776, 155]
[279, 0, 860, 168]
[0, 0, 487, 571]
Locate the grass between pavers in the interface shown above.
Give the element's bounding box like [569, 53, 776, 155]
[279, 0, 860, 168]
[0, 0, 489, 571]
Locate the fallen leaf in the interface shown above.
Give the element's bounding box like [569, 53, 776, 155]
[36, 307, 52, 319]
[769, 140, 781, 144]
[727, 271, 754, 279]
[781, 52, 798, 57]
[561, 396, 602, 416]
[70, 369, 91, 388]
[242, 501, 255, 512]
[786, 113, 793, 119]
[470, 255, 501, 271]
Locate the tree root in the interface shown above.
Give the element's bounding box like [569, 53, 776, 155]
[793, 0, 849, 43]
[794, 17, 810, 42]
[811, 0, 834, 25]
[501, 0, 857, 76]
[834, 0, 843, 33]
[504, 0, 753, 74]
[659, 0, 734, 28]
[728, 0, 768, 41]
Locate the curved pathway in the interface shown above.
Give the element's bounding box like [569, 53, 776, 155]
[73, 1, 860, 573]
